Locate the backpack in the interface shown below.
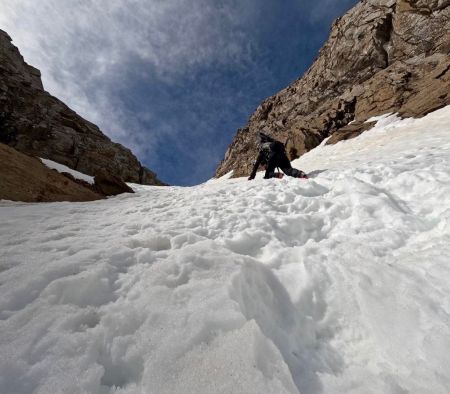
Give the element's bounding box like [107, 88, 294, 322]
[259, 140, 286, 163]
[259, 133, 285, 153]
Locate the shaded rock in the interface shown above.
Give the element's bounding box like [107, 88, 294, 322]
[0, 30, 164, 186]
[94, 171, 134, 196]
[326, 121, 377, 145]
[216, 0, 450, 177]
[0, 143, 104, 202]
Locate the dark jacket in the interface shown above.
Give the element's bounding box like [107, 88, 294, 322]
[249, 141, 290, 179]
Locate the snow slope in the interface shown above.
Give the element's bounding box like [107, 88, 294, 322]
[1, 106, 450, 394]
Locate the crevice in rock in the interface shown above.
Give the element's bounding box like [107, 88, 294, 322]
[435, 64, 450, 79]
[374, 13, 394, 68]
[435, 0, 450, 11]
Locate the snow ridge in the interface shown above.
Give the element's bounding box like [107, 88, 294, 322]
[1, 106, 450, 393]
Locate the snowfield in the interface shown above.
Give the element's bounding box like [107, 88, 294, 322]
[1, 106, 450, 394]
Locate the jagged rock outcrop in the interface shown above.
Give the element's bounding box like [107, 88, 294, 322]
[216, 0, 450, 178]
[0, 30, 164, 186]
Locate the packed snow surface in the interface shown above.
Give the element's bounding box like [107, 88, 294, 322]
[40, 158, 95, 185]
[1, 106, 450, 393]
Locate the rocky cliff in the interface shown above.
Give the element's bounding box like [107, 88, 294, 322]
[216, 0, 450, 178]
[0, 30, 164, 186]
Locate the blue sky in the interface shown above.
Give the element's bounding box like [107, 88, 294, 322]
[0, 0, 358, 185]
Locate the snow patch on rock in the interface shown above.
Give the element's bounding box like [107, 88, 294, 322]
[40, 158, 95, 184]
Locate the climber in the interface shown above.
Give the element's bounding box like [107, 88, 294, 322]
[248, 132, 308, 180]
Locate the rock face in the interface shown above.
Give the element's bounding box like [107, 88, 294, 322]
[0, 143, 104, 202]
[0, 30, 164, 186]
[216, 0, 450, 178]
[94, 171, 135, 196]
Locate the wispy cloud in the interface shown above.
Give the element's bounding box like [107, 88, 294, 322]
[0, 0, 256, 155]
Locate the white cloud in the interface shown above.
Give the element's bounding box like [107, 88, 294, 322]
[0, 0, 256, 156]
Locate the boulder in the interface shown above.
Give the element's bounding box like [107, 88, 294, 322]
[94, 171, 134, 196]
